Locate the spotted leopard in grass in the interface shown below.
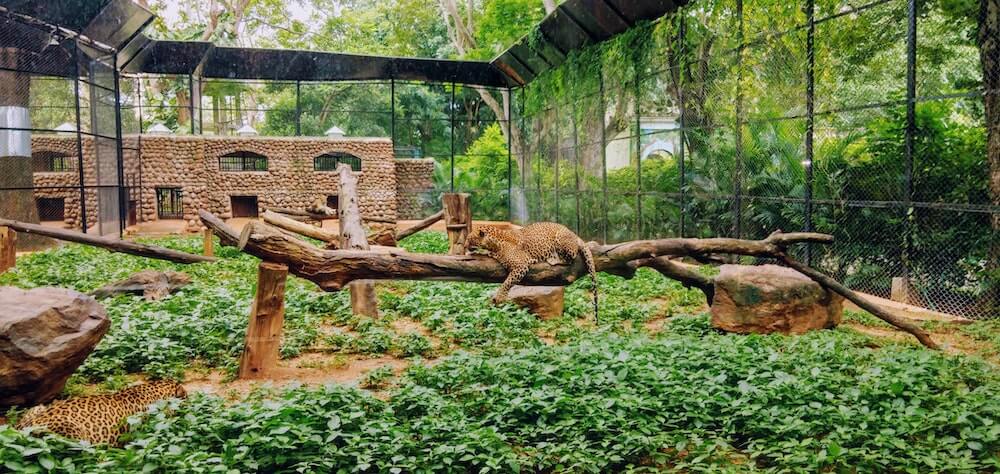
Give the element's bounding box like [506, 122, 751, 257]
[467, 222, 599, 320]
[15, 381, 186, 445]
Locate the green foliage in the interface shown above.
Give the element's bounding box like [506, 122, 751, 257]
[359, 366, 395, 390]
[0, 238, 349, 381]
[7, 328, 1000, 472]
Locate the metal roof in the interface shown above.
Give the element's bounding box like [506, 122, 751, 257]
[119, 40, 515, 87]
[0, 0, 153, 52]
[2, 0, 687, 88]
[491, 0, 691, 85]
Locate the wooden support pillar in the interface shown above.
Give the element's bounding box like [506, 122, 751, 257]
[203, 228, 214, 257]
[338, 164, 378, 317]
[0, 227, 15, 273]
[442, 193, 471, 255]
[891, 277, 914, 304]
[238, 261, 288, 379]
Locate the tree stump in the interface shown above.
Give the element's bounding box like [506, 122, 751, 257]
[238, 262, 288, 379]
[442, 193, 471, 255]
[0, 227, 15, 274]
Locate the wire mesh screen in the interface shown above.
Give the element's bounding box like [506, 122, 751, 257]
[515, 0, 1000, 319]
[0, 14, 127, 245]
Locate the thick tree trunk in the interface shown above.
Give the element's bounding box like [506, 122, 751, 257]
[979, 0, 1000, 314]
[337, 164, 378, 317]
[238, 261, 288, 379]
[0, 218, 215, 264]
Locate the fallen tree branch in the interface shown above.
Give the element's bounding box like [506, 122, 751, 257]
[777, 253, 939, 349]
[200, 210, 829, 290]
[396, 210, 444, 241]
[200, 211, 936, 348]
[263, 211, 340, 248]
[0, 218, 214, 264]
[631, 257, 715, 303]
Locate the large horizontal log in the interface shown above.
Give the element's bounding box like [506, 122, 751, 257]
[200, 211, 937, 349]
[0, 218, 215, 264]
[200, 211, 830, 290]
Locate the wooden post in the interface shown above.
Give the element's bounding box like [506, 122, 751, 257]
[891, 277, 913, 304]
[442, 193, 471, 255]
[238, 261, 288, 379]
[0, 227, 15, 273]
[337, 164, 378, 317]
[203, 228, 214, 257]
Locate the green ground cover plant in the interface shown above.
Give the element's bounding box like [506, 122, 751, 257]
[4, 318, 1000, 472]
[5, 232, 1000, 472]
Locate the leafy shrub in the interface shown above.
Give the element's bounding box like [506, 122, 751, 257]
[6, 331, 1000, 472]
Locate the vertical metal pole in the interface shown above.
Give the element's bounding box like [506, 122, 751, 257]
[520, 87, 526, 192]
[678, 15, 687, 238]
[450, 82, 456, 192]
[554, 104, 560, 222]
[599, 73, 609, 242]
[137, 75, 144, 133]
[805, 0, 816, 265]
[114, 54, 127, 235]
[635, 70, 643, 239]
[73, 42, 87, 233]
[390, 79, 396, 147]
[295, 80, 302, 136]
[571, 97, 582, 234]
[188, 74, 196, 134]
[733, 0, 744, 238]
[903, 0, 917, 281]
[506, 86, 513, 222]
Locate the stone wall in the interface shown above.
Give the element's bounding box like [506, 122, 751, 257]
[27, 134, 435, 232]
[394, 158, 437, 219]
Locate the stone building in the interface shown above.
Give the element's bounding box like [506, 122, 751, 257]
[28, 134, 437, 232]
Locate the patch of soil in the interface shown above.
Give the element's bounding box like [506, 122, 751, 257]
[182, 354, 409, 398]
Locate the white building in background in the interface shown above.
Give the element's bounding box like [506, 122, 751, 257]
[605, 115, 681, 171]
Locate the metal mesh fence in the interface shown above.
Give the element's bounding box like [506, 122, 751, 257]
[514, 0, 1000, 319]
[0, 13, 127, 245]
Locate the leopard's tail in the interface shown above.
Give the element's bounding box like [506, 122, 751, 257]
[580, 240, 598, 323]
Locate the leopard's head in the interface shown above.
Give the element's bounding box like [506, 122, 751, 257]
[467, 227, 503, 254]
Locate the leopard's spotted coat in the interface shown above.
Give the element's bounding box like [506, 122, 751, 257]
[15, 381, 186, 445]
[467, 222, 598, 319]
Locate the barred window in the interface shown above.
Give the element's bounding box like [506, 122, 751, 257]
[33, 151, 72, 172]
[314, 152, 362, 172]
[219, 151, 268, 171]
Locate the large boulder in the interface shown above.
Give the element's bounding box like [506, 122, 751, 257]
[0, 287, 109, 408]
[711, 264, 843, 334]
[505, 285, 565, 320]
[90, 270, 190, 301]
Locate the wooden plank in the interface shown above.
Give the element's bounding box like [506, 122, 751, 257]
[0, 218, 214, 264]
[238, 261, 289, 379]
